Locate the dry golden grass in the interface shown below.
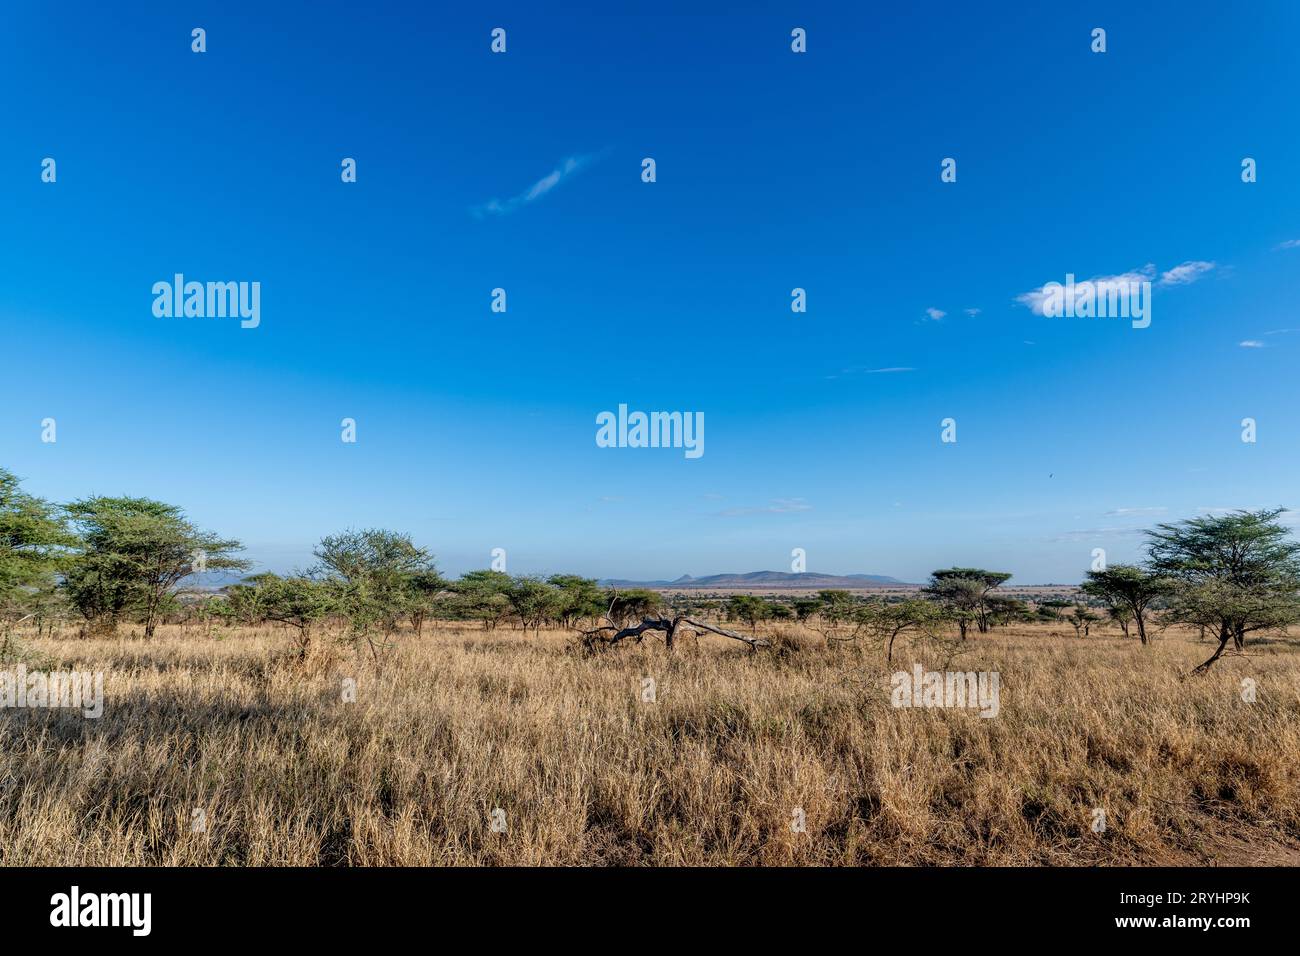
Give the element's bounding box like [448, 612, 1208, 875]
[2, 620, 1298, 866]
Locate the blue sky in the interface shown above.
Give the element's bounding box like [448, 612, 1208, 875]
[2, 1, 1298, 584]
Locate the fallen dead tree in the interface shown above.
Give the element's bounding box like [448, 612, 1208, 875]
[578, 614, 769, 652]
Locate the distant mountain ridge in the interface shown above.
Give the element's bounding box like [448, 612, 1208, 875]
[599, 571, 908, 589]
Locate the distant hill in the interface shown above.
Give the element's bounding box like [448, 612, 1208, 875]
[599, 571, 908, 589]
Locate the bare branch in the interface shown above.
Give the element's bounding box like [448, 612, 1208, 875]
[578, 614, 769, 651]
[679, 617, 770, 648]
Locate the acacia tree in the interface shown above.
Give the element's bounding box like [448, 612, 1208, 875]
[263, 577, 338, 657]
[313, 529, 435, 654]
[1105, 605, 1131, 638]
[247, 573, 339, 657]
[792, 598, 821, 623]
[0, 469, 72, 621]
[1067, 604, 1099, 637]
[222, 573, 275, 625]
[1146, 509, 1300, 673]
[453, 570, 513, 628]
[1081, 564, 1169, 645]
[63, 496, 247, 638]
[812, 589, 857, 642]
[922, 574, 982, 640]
[505, 575, 559, 634]
[1036, 599, 1071, 624]
[985, 595, 1031, 629]
[547, 574, 604, 629]
[767, 602, 794, 622]
[852, 599, 945, 663]
[727, 594, 770, 629]
[923, 568, 1012, 635]
[1, 470, 74, 652]
[604, 589, 663, 627]
[405, 569, 447, 636]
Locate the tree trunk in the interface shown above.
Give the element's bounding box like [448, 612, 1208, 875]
[581, 615, 768, 652]
[1192, 624, 1232, 675]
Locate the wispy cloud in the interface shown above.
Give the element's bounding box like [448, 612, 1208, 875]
[1014, 261, 1216, 316]
[924, 307, 946, 321]
[825, 365, 915, 380]
[1103, 507, 1167, 517]
[472, 152, 602, 218]
[1158, 260, 1216, 286]
[1015, 264, 1155, 316]
[1052, 527, 1146, 543]
[963, 307, 981, 317]
[1237, 328, 1296, 345]
[1275, 239, 1300, 250]
[719, 497, 812, 517]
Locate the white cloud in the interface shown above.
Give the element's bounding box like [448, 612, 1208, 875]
[1158, 260, 1216, 286]
[963, 308, 981, 317]
[1016, 264, 1155, 316]
[1275, 239, 1300, 250]
[826, 365, 915, 379]
[473, 153, 601, 217]
[1052, 527, 1146, 542]
[924, 307, 946, 321]
[1239, 340, 1265, 348]
[1015, 261, 1215, 315]
[525, 169, 563, 201]
[1103, 507, 1167, 517]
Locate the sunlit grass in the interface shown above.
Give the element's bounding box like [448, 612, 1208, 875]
[2, 620, 1297, 865]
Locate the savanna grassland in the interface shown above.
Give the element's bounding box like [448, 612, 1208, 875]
[2, 620, 1299, 866]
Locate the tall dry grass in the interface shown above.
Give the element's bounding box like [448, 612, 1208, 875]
[2, 620, 1298, 865]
